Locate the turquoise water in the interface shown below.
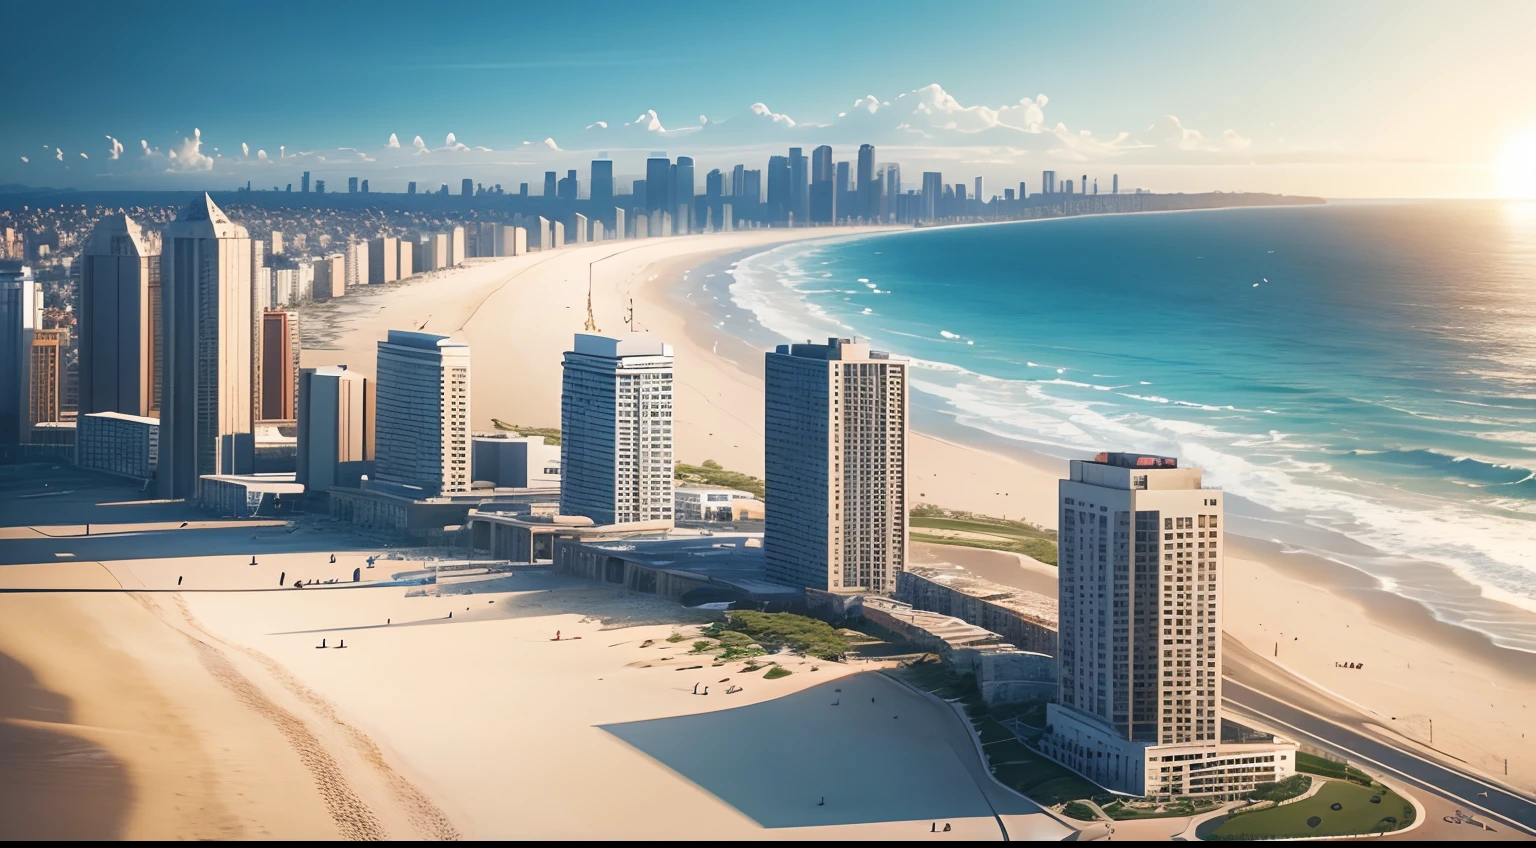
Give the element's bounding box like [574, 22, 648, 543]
[727, 201, 1536, 650]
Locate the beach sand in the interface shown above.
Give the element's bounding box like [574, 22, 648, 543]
[297, 230, 1536, 797]
[6, 227, 1536, 839]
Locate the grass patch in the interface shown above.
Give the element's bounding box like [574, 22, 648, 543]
[1063, 801, 1098, 821]
[974, 717, 1015, 745]
[990, 761, 1102, 808]
[711, 611, 847, 661]
[675, 459, 764, 500]
[764, 666, 793, 680]
[489, 420, 561, 445]
[1247, 774, 1312, 803]
[1296, 752, 1374, 786]
[1103, 798, 1220, 820]
[1208, 781, 1412, 840]
[909, 506, 1058, 564]
[665, 633, 685, 643]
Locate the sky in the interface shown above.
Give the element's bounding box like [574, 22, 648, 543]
[7, 0, 1536, 198]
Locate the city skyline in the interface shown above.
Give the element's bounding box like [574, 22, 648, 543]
[7, 0, 1536, 198]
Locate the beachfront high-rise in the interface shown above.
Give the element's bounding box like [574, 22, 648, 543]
[373, 330, 470, 496]
[1041, 452, 1296, 799]
[297, 365, 372, 493]
[559, 333, 674, 526]
[0, 263, 41, 444]
[764, 337, 908, 595]
[157, 194, 254, 498]
[78, 213, 162, 419]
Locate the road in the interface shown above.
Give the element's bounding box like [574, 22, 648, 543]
[1223, 647, 1536, 837]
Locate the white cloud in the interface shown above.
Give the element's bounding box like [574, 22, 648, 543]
[542, 137, 561, 151]
[412, 135, 428, 155]
[19, 156, 28, 163]
[443, 132, 468, 151]
[628, 110, 666, 132]
[585, 121, 608, 130]
[257, 149, 268, 161]
[79, 152, 88, 159]
[748, 102, 796, 128]
[241, 142, 249, 157]
[54, 148, 63, 161]
[473, 146, 493, 152]
[1222, 128, 1252, 152]
[140, 139, 151, 155]
[165, 128, 214, 172]
[106, 135, 124, 160]
[386, 133, 400, 148]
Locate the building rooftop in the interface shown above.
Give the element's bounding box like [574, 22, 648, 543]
[166, 193, 249, 240]
[384, 329, 468, 351]
[1089, 451, 1178, 469]
[81, 411, 160, 425]
[576, 533, 798, 598]
[772, 336, 901, 362]
[84, 212, 160, 256]
[905, 562, 1059, 629]
[571, 332, 672, 359]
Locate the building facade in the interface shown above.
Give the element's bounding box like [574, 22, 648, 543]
[257, 310, 299, 422]
[0, 263, 40, 444]
[373, 330, 470, 496]
[79, 213, 161, 418]
[76, 410, 159, 479]
[1041, 452, 1296, 798]
[764, 337, 908, 594]
[29, 328, 65, 429]
[559, 333, 674, 526]
[157, 194, 254, 498]
[296, 365, 371, 493]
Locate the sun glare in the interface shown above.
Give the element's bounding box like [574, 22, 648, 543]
[1497, 128, 1536, 198]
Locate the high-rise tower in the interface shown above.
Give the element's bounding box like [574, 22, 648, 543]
[157, 194, 254, 497]
[765, 337, 908, 594]
[79, 213, 162, 418]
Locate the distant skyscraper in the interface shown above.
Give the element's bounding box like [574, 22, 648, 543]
[974, 176, 983, 205]
[0, 263, 40, 444]
[408, 181, 417, 195]
[742, 169, 762, 205]
[301, 171, 311, 193]
[788, 148, 808, 226]
[462, 177, 474, 197]
[883, 164, 902, 220]
[1082, 174, 1088, 195]
[297, 365, 371, 493]
[558, 169, 578, 202]
[645, 157, 671, 218]
[79, 214, 162, 419]
[856, 144, 878, 221]
[1042, 170, 1056, 194]
[766, 155, 790, 224]
[29, 328, 65, 430]
[368, 237, 398, 284]
[560, 333, 674, 525]
[590, 159, 614, 206]
[731, 164, 745, 198]
[315, 180, 326, 194]
[1113, 174, 1119, 194]
[157, 194, 254, 497]
[360, 179, 369, 194]
[765, 337, 907, 594]
[835, 161, 852, 220]
[348, 177, 359, 194]
[257, 310, 298, 422]
[544, 171, 558, 198]
[1065, 179, 1074, 195]
[373, 330, 470, 496]
[705, 169, 723, 197]
[674, 156, 695, 233]
[810, 145, 835, 224]
[921, 171, 942, 221]
[1019, 181, 1027, 199]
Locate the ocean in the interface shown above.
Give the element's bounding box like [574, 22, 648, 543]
[724, 200, 1536, 652]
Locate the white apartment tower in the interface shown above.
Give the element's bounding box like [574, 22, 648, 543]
[373, 330, 470, 496]
[559, 333, 674, 525]
[764, 337, 908, 594]
[157, 194, 254, 498]
[1043, 452, 1295, 799]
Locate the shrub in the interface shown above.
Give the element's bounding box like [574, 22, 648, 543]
[665, 633, 685, 643]
[764, 666, 793, 680]
[719, 611, 848, 661]
[1063, 802, 1098, 821]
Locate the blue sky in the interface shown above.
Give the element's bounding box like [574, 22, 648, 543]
[8, 0, 1536, 196]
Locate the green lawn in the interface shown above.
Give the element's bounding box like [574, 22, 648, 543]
[1295, 751, 1374, 786]
[489, 420, 561, 444]
[675, 459, 765, 499]
[1103, 798, 1220, 820]
[1208, 781, 1413, 840]
[990, 760, 1103, 808]
[1063, 801, 1099, 821]
[908, 511, 1060, 565]
[710, 611, 847, 661]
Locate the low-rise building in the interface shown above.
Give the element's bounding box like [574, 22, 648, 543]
[76, 411, 158, 479]
[673, 485, 758, 521]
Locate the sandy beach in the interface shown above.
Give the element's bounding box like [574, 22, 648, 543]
[297, 228, 1536, 800]
[4, 227, 1536, 840]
